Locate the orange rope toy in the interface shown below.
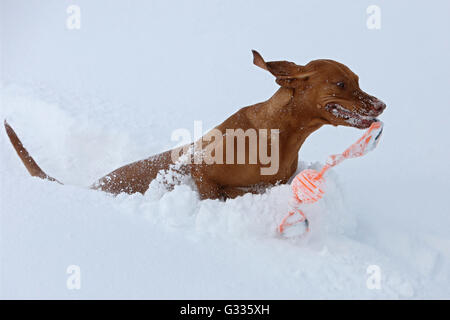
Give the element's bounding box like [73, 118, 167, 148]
[278, 121, 384, 238]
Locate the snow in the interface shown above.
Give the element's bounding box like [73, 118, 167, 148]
[1, 0, 450, 299]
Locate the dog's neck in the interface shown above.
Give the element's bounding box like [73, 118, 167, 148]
[246, 87, 324, 151]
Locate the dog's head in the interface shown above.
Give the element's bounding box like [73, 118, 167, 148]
[252, 50, 386, 129]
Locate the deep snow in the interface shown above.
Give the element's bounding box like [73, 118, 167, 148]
[1, 0, 450, 299]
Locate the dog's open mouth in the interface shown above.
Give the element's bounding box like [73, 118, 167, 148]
[325, 103, 378, 129]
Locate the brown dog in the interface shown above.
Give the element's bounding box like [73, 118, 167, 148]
[5, 50, 385, 200]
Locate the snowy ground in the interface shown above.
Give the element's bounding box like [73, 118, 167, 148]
[1, 0, 450, 299]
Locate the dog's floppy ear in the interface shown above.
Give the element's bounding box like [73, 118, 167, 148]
[252, 50, 314, 87]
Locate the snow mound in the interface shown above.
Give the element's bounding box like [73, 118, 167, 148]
[1, 86, 449, 299]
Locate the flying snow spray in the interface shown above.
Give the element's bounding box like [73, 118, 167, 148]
[278, 121, 384, 238]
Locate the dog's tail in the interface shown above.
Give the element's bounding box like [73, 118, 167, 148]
[4, 120, 61, 184]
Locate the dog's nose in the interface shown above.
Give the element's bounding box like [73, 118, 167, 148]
[372, 100, 386, 112]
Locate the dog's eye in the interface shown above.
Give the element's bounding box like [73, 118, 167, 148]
[336, 81, 345, 88]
